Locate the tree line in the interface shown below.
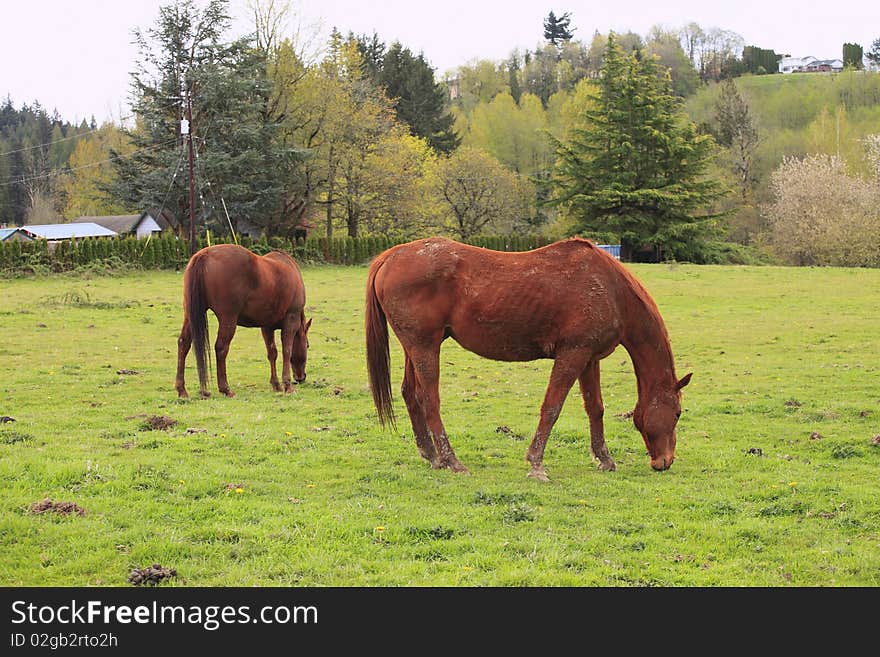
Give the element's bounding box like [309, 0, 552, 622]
[2, 1, 879, 266]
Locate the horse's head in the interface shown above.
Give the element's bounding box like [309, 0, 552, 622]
[291, 317, 312, 383]
[633, 373, 692, 471]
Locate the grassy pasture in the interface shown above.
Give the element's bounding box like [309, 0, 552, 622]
[0, 263, 878, 586]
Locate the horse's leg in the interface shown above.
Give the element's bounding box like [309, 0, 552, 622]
[526, 352, 589, 481]
[175, 318, 191, 398]
[261, 327, 282, 392]
[401, 352, 440, 467]
[214, 319, 238, 397]
[578, 361, 616, 471]
[279, 316, 297, 393]
[410, 345, 468, 473]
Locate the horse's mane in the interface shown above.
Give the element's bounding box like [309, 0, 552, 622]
[567, 237, 672, 351]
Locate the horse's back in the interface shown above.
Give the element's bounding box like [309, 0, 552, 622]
[189, 244, 305, 327]
[372, 237, 626, 360]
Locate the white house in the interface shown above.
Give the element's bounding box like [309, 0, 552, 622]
[778, 55, 817, 73]
[73, 209, 174, 239]
[779, 55, 844, 74]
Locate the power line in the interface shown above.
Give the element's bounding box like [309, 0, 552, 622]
[0, 138, 180, 188]
[0, 120, 132, 158]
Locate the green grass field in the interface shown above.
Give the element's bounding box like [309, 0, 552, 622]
[1, 263, 878, 586]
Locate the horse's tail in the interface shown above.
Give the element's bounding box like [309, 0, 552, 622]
[365, 254, 395, 428]
[185, 253, 212, 393]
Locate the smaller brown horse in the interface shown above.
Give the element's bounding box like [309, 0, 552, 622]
[175, 243, 311, 398]
[366, 237, 691, 480]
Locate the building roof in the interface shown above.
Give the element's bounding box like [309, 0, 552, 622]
[0, 228, 20, 241]
[21, 223, 118, 240]
[73, 208, 178, 232]
[73, 214, 141, 233]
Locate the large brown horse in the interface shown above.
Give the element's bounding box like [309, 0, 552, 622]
[365, 237, 691, 480]
[175, 243, 311, 398]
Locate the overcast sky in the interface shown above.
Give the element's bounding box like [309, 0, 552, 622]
[1, 0, 877, 124]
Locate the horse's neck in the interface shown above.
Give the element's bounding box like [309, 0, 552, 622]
[620, 297, 677, 399]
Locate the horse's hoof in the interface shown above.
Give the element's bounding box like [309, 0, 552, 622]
[177, 390, 189, 399]
[527, 467, 550, 482]
[283, 384, 295, 394]
[199, 390, 211, 398]
[448, 461, 470, 474]
[222, 390, 235, 398]
[597, 459, 617, 472]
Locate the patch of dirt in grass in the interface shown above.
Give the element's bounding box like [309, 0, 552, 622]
[871, 435, 880, 446]
[495, 425, 525, 440]
[139, 415, 177, 431]
[116, 368, 139, 375]
[810, 431, 823, 440]
[746, 447, 763, 456]
[29, 498, 86, 517]
[128, 564, 177, 586]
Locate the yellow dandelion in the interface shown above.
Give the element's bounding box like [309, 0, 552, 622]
[178, 479, 185, 485]
[285, 431, 293, 436]
[219, 433, 226, 438]
[463, 566, 472, 571]
[235, 487, 244, 494]
[375, 526, 386, 532]
[306, 483, 316, 488]
[788, 481, 798, 487]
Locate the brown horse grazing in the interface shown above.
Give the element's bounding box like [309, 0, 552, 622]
[365, 237, 691, 480]
[175, 243, 311, 398]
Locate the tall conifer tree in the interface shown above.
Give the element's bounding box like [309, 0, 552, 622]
[549, 33, 725, 261]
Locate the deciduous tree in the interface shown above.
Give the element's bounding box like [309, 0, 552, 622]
[428, 146, 532, 239]
[766, 154, 880, 266]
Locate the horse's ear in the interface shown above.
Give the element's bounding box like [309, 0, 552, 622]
[677, 373, 692, 390]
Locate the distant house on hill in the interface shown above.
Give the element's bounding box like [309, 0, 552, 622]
[778, 55, 844, 73]
[73, 208, 177, 239]
[20, 222, 117, 242]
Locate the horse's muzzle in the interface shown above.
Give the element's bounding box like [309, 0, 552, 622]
[650, 456, 673, 471]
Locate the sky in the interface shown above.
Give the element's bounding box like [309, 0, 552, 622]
[1, 0, 877, 125]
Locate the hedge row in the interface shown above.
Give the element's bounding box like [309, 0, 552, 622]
[0, 232, 551, 274]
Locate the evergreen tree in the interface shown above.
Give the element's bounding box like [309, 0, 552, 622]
[543, 11, 575, 47]
[868, 38, 880, 68]
[843, 42, 864, 69]
[378, 42, 459, 154]
[109, 0, 303, 239]
[354, 31, 385, 82]
[548, 34, 726, 261]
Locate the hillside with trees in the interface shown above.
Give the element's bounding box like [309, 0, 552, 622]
[1, 0, 878, 267]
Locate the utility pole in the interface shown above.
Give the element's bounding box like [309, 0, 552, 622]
[183, 93, 197, 256]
